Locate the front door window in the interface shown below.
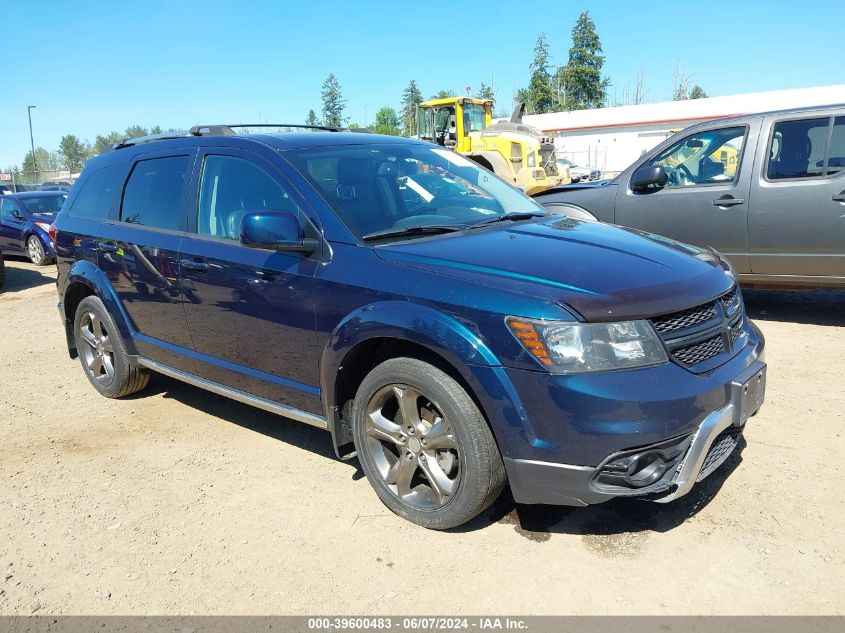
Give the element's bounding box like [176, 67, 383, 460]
[650, 127, 746, 188]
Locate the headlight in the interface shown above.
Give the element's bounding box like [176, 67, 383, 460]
[506, 317, 668, 374]
[35, 221, 51, 232]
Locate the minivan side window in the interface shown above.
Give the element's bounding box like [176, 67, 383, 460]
[197, 155, 298, 240]
[67, 163, 128, 219]
[767, 117, 831, 180]
[649, 126, 746, 188]
[121, 156, 190, 230]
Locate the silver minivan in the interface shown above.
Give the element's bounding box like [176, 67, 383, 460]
[536, 104, 845, 288]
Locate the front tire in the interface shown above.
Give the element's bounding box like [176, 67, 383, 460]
[26, 235, 47, 266]
[73, 295, 149, 398]
[352, 357, 505, 529]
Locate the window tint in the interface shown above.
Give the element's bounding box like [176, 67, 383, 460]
[121, 156, 189, 230]
[767, 117, 830, 180]
[649, 126, 745, 188]
[69, 163, 128, 219]
[197, 155, 296, 239]
[827, 117, 845, 176]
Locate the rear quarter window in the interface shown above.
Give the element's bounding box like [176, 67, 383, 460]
[68, 162, 130, 219]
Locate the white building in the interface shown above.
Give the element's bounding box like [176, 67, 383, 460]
[523, 84, 845, 176]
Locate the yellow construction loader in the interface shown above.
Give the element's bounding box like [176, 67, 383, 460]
[417, 97, 569, 195]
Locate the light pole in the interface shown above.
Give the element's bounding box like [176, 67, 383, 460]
[27, 105, 37, 182]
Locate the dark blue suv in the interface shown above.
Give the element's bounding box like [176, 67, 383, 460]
[54, 125, 766, 529]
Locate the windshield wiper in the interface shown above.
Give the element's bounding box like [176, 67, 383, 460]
[361, 224, 466, 242]
[467, 210, 548, 229]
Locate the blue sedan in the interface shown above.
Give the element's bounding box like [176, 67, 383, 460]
[0, 192, 66, 265]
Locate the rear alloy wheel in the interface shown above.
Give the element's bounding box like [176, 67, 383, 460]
[73, 295, 149, 398]
[26, 235, 47, 266]
[352, 357, 505, 529]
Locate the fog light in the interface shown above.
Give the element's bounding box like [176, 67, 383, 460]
[593, 434, 693, 493]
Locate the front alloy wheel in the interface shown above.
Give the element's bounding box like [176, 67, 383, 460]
[352, 357, 505, 529]
[365, 384, 460, 510]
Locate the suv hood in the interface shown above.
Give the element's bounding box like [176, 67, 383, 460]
[374, 217, 735, 322]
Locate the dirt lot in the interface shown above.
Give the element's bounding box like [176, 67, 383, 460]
[0, 258, 843, 615]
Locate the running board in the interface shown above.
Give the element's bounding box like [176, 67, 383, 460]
[137, 357, 328, 430]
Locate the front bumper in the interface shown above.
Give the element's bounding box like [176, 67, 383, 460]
[503, 337, 766, 507]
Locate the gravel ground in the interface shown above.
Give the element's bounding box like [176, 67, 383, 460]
[0, 258, 843, 615]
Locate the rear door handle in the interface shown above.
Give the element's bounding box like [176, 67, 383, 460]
[97, 242, 118, 253]
[713, 196, 745, 207]
[833, 193, 845, 203]
[180, 258, 209, 272]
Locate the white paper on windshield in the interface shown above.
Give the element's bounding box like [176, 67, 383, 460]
[404, 177, 434, 203]
[431, 148, 477, 169]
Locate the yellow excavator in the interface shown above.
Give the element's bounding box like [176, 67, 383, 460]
[417, 97, 569, 195]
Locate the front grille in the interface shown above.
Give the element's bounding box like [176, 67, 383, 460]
[696, 425, 743, 482]
[652, 303, 716, 334]
[673, 334, 725, 366]
[721, 288, 741, 315]
[649, 286, 747, 371]
[730, 318, 745, 344]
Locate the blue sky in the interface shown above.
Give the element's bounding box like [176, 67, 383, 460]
[2, 0, 844, 168]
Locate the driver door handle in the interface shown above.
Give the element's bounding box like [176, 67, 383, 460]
[713, 196, 745, 208]
[832, 193, 845, 203]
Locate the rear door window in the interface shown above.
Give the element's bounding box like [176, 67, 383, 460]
[121, 156, 190, 230]
[767, 117, 839, 180]
[68, 163, 129, 219]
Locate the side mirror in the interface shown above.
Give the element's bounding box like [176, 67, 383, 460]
[239, 210, 318, 255]
[631, 165, 668, 191]
[11, 209, 24, 220]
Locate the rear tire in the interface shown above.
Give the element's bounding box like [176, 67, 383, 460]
[26, 235, 47, 266]
[352, 357, 506, 529]
[0, 254, 5, 289]
[73, 295, 149, 398]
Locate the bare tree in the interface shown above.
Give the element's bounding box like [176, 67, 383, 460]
[672, 62, 692, 101]
[634, 69, 648, 105]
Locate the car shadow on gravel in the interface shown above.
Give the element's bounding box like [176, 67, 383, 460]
[136, 375, 352, 467]
[742, 287, 845, 326]
[455, 438, 746, 539]
[0, 258, 55, 293]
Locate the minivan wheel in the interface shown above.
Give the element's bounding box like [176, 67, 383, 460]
[73, 295, 149, 398]
[352, 357, 505, 529]
[26, 236, 47, 266]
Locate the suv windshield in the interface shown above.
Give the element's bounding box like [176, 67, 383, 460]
[20, 195, 67, 217]
[286, 143, 544, 240]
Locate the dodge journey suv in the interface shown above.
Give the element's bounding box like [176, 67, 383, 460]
[53, 125, 766, 529]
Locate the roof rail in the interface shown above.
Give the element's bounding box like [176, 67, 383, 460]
[108, 123, 342, 152]
[190, 123, 341, 135]
[109, 130, 191, 151]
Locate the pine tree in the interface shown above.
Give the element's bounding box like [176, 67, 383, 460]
[560, 12, 609, 110]
[400, 79, 423, 136]
[305, 109, 319, 127]
[321, 73, 346, 128]
[478, 82, 495, 102]
[689, 85, 708, 100]
[526, 33, 554, 114]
